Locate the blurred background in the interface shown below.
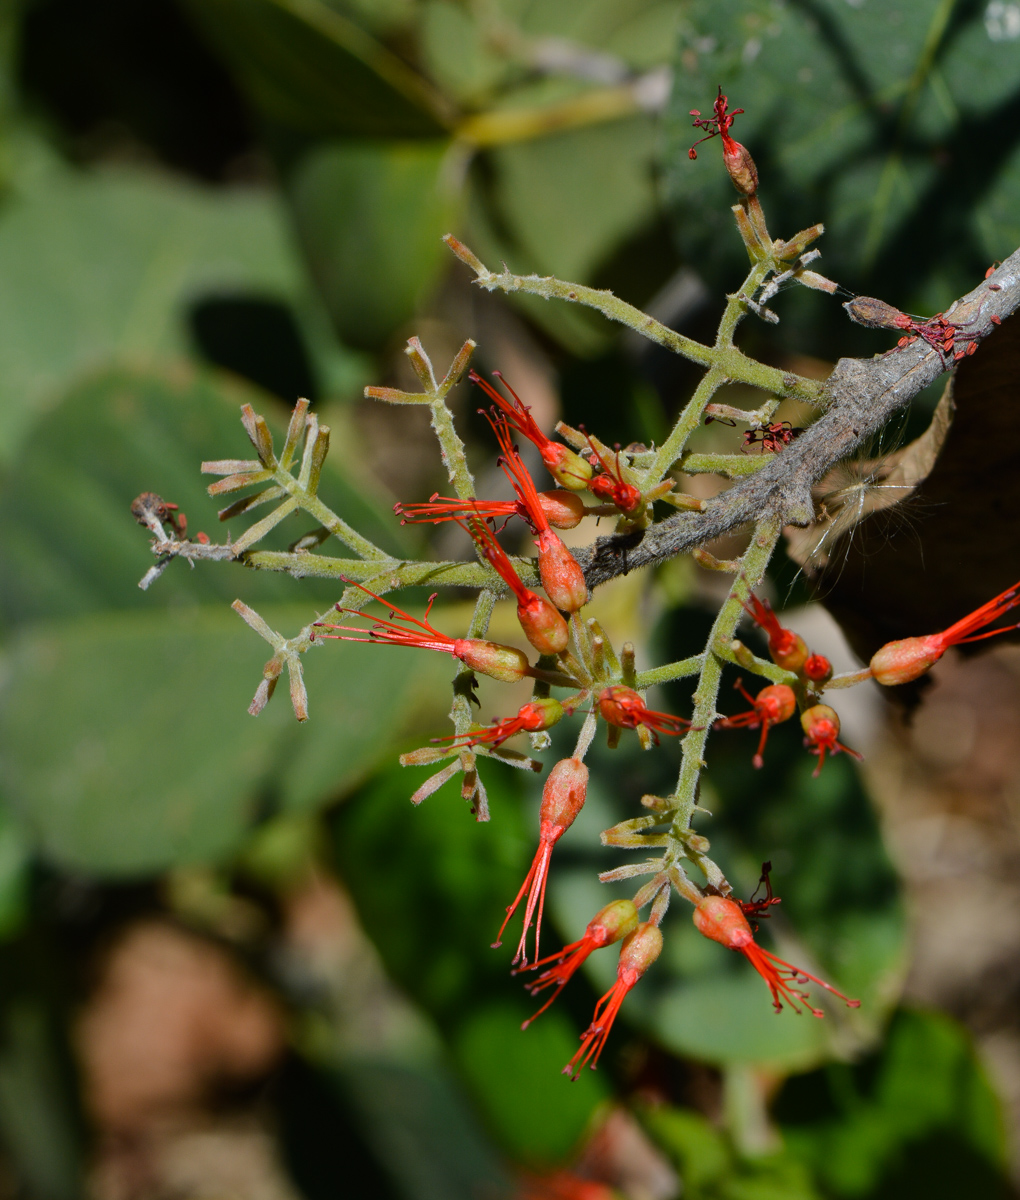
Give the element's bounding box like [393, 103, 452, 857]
[1, 0, 1020, 1197]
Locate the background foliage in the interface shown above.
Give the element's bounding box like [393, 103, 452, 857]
[0, 1, 1017, 1197]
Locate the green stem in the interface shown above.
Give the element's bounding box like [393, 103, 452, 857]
[634, 655, 705, 689]
[430, 398, 476, 500]
[664, 515, 782, 869]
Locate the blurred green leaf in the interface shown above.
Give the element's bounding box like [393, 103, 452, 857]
[0, 1002, 82, 1200]
[489, 112, 659, 288]
[0, 604, 447, 875]
[333, 760, 610, 1164]
[0, 163, 306, 462]
[181, 0, 450, 138]
[668, 0, 1020, 316]
[775, 1008, 1011, 1198]
[0, 363, 405, 627]
[289, 139, 457, 349]
[332, 758, 532, 1022]
[642, 1104, 822, 1200]
[334, 1058, 513, 1200]
[452, 1001, 608, 1165]
[0, 802, 30, 941]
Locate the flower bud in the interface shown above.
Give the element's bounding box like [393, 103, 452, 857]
[772, 631, 809, 673]
[693, 894, 753, 950]
[537, 533, 588, 613]
[618, 922, 664, 977]
[538, 489, 586, 529]
[723, 138, 758, 196]
[540, 757, 588, 830]
[588, 899, 640, 947]
[802, 653, 833, 684]
[869, 634, 944, 686]
[550, 446, 594, 492]
[454, 638, 532, 683]
[801, 703, 840, 741]
[521, 697, 566, 732]
[517, 594, 570, 655]
[756, 684, 797, 724]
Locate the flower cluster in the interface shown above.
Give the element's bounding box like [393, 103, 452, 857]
[144, 91, 1013, 1082]
[310, 354, 1020, 1075]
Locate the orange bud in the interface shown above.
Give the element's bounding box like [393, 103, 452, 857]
[538, 489, 586, 529]
[693, 893, 753, 950]
[517, 593, 570, 655]
[869, 634, 944, 685]
[536, 531, 588, 613]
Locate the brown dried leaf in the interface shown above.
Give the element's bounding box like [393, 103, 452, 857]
[791, 312, 1020, 665]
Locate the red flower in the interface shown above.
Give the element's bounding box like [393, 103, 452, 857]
[583, 437, 642, 516]
[518, 898, 639, 1029]
[800, 705, 861, 776]
[869, 577, 1020, 685]
[689, 87, 758, 195]
[313, 580, 533, 683]
[441, 697, 566, 749]
[597, 686, 690, 743]
[742, 593, 809, 673]
[394, 490, 584, 531]
[713, 678, 797, 768]
[486, 410, 589, 613]
[564, 922, 663, 1078]
[470, 370, 593, 491]
[518, 1170, 616, 1200]
[802, 653, 833, 685]
[495, 758, 588, 966]
[460, 514, 569, 655]
[694, 894, 859, 1017]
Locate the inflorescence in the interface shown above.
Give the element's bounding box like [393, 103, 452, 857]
[132, 91, 1018, 1078]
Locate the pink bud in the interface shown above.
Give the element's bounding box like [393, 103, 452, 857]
[540, 757, 588, 831]
[617, 922, 664, 976]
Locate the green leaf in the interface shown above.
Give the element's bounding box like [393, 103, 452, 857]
[775, 1008, 1011, 1198]
[0, 802, 31, 941]
[667, 0, 1020, 309]
[0, 605, 448, 875]
[451, 1001, 608, 1165]
[332, 763, 609, 1165]
[0, 363, 405, 627]
[332, 758, 532, 1023]
[0, 1003, 83, 1200]
[288, 139, 457, 349]
[489, 112, 659, 286]
[641, 1104, 823, 1200]
[0, 162, 306, 462]
[180, 0, 450, 138]
[333, 1058, 513, 1200]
